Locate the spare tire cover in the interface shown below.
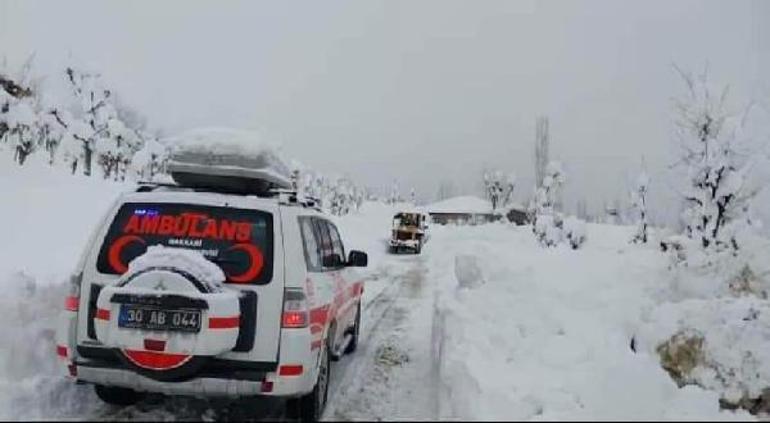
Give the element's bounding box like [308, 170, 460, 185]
[95, 264, 241, 382]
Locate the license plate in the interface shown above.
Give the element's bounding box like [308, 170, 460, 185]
[118, 305, 201, 333]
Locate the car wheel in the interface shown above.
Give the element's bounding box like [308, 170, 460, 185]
[294, 342, 331, 422]
[344, 303, 361, 354]
[328, 322, 342, 361]
[94, 384, 145, 406]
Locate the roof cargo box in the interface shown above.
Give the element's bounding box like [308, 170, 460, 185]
[164, 128, 292, 194]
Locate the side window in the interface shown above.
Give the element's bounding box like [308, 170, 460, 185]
[316, 218, 348, 270]
[327, 222, 345, 265]
[299, 217, 321, 271]
[300, 217, 345, 271]
[313, 218, 333, 263]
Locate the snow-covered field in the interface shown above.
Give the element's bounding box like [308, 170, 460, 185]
[1, 163, 769, 420]
[430, 223, 758, 420]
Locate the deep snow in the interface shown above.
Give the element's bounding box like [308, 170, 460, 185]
[0, 162, 767, 420]
[429, 223, 753, 420]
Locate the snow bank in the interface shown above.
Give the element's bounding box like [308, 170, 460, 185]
[0, 162, 132, 418]
[638, 297, 770, 405]
[634, 234, 770, 411]
[430, 223, 753, 420]
[0, 271, 103, 419]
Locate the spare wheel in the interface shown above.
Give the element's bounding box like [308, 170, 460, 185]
[95, 248, 242, 381]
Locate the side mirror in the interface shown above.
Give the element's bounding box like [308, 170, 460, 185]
[347, 250, 368, 267]
[322, 254, 344, 268]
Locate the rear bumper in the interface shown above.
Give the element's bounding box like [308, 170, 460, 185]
[73, 351, 312, 398]
[389, 239, 420, 248]
[78, 364, 266, 397]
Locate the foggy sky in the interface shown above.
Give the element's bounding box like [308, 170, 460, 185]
[1, 0, 769, 216]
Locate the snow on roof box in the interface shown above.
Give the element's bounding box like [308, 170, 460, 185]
[164, 127, 292, 194]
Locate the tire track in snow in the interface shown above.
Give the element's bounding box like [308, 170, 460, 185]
[323, 255, 438, 421]
[321, 262, 409, 420]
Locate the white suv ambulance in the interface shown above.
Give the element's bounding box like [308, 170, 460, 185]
[55, 133, 367, 421]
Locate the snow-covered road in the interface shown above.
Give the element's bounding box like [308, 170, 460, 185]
[1, 166, 765, 420]
[0, 162, 440, 420]
[0, 247, 438, 421]
[325, 253, 438, 421]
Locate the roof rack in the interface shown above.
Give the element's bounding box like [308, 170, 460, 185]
[134, 180, 323, 211]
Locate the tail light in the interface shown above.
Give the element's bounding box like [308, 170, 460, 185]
[64, 272, 82, 311]
[56, 345, 68, 359]
[64, 296, 79, 312]
[282, 289, 308, 328]
[279, 364, 304, 376]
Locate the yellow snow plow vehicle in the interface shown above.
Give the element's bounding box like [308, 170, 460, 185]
[389, 211, 429, 254]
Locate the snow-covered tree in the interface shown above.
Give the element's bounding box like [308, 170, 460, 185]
[292, 164, 365, 216]
[673, 67, 756, 252]
[630, 167, 650, 244]
[0, 63, 40, 165]
[129, 134, 168, 181]
[483, 170, 516, 211]
[5, 96, 38, 165]
[531, 161, 564, 218]
[531, 161, 566, 246]
[64, 65, 141, 178]
[529, 161, 586, 248]
[1, 58, 159, 178]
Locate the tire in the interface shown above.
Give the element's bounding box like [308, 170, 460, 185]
[328, 322, 341, 362]
[415, 242, 422, 254]
[290, 343, 331, 422]
[344, 303, 361, 355]
[94, 384, 145, 406]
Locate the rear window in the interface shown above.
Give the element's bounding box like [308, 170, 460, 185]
[96, 202, 274, 285]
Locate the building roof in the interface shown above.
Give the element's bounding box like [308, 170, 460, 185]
[424, 196, 493, 214]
